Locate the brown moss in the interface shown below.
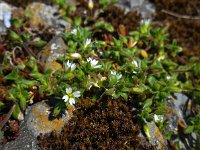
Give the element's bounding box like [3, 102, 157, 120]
[38, 98, 155, 150]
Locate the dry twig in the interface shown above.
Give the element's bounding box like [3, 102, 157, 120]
[162, 9, 200, 20]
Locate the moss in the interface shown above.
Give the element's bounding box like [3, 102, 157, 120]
[38, 98, 155, 150]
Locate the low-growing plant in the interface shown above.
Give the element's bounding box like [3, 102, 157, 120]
[1, 17, 200, 148]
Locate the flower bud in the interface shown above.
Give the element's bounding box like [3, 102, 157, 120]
[88, 0, 94, 10]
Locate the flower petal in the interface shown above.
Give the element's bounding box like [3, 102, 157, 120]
[87, 57, 92, 62]
[73, 91, 81, 97]
[62, 95, 69, 102]
[93, 65, 102, 68]
[69, 98, 75, 105]
[91, 59, 98, 66]
[66, 87, 72, 94]
[132, 60, 138, 68]
[71, 64, 76, 71]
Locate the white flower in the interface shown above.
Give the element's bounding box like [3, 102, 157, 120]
[84, 38, 91, 48]
[154, 114, 164, 123]
[65, 60, 76, 71]
[157, 55, 165, 61]
[132, 60, 139, 68]
[71, 29, 77, 35]
[111, 70, 122, 80]
[140, 19, 151, 25]
[62, 87, 81, 105]
[87, 57, 102, 68]
[166, 75, 171, 80]
[132, 60, 141, 74]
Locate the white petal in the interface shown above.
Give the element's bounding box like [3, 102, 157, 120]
[71, 64, 76, 71]
[118, 74, 122, 79]
[69, 98, 75, 105]
[87, 57, 92, 62]
[111, 70, 116, 75]
[73, 91, 81, 97]
[133, 71, 137, 74]
[132, 60, 138, 68]
[71, 29, 77, 35]
[166, 75, 171, 80]
[66, 87, 72, 94]
[91, 59, 98, 66]
[62, 95, 69, 102]
[93, 65, 102, 68]
[85, 38, 91, 47]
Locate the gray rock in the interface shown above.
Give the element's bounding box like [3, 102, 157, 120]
[38, 35, 68, 71]
[25, 2, 70, 29]
[116, 0, 155, 19]
[26, 101, 69, 137]
[0, 2, 12, 34]
[3, 121, 38, 150]
[145, 122, 168, 149]
[165, 93, 197, 149]
[3, 101, 73, 150]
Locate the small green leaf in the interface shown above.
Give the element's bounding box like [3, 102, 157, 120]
[184, 126, 194, 134]
[131, 84, 147, 94]
[5, 68, 21, 81]
[105, 88, 115, 96]
[53, 102, 65, 117]
[19, 95, 27, 110]
[120, 93, 128, 100]
[108, 75, 118, 87]
[143, 124, 151, 141]
[193, 63, 200, 75]
[11, 18, 22, 28]
[9, 31, 22, 43]
[12, 104, 24, 120]
[143, 99, 152, 109]
[22, 33, 30, 41]
[32, 40, 47, 47]
[94, 21, 114, 32]
[0, 101, 5, 109]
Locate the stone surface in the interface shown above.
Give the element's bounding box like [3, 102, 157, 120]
[3, 122, 38, 150]
[39, 35, 68, 71]
[26, 101, 70, 137]
[25, 2, 70, 29]
[145, 122, 168, 149]
[0, 2, 12, 34]
[116, 0, 155, 19]
[3, 101, 73, 150]
[165, 93, 196, 149]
